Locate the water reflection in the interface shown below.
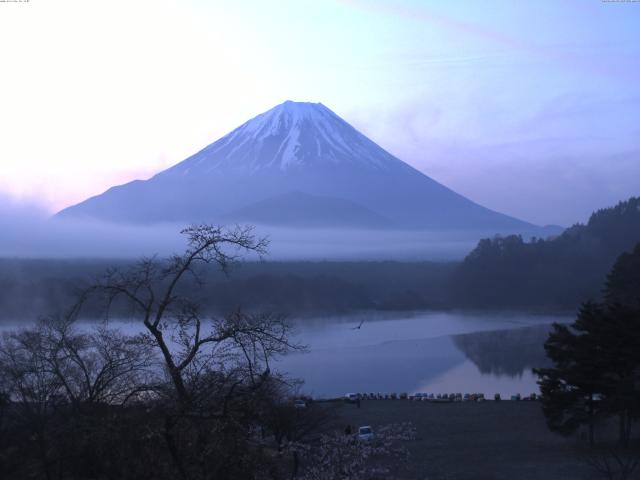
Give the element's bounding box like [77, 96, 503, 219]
[417, 361, 541, 398]
[276, 312, 567, 398]
[452, 325, 553, 377]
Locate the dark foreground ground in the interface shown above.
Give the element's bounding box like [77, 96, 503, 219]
[334, 399, 594, 480]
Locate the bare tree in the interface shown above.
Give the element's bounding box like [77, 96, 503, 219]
[583, 448, 640, 480]
[0, 327, 63, 480]
[0, 224, 310, 480]
[86, 225, 290, 404]
[0, 317, 158, 480]
[79, 224, 304, 479]
[39, 317, 157, 407]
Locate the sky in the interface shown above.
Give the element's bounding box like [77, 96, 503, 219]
[0, 0, 639, 226]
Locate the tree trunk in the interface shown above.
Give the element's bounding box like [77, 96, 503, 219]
[291, 451, 299, 480]
[36, 428, 53, 480]
[618, 410, 632, 447]
[619, 413, 627, 447]
[164, 415, 188, 480]
[588, 396, 595, 447]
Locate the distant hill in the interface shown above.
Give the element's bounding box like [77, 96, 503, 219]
[452, 197, 640, 309]
[56, 100, 546, 234]
[222, 191, 394, 228]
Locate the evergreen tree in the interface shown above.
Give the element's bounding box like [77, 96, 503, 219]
[537, 243, 640, 446]
[606, 243, 640, 308]
[597, 303, 640, 447]
[601, 245, 640, 446]
[535, 302, 609, 445]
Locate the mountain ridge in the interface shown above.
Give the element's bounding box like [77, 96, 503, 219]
[57, 100, 545, 233]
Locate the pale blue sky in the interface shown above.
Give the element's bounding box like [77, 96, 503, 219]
[0, 0, 638, 225]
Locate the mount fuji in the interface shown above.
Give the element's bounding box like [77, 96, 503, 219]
[57, 101, 542, 233]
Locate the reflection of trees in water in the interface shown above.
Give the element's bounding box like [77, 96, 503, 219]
[453, 325, 553, 377]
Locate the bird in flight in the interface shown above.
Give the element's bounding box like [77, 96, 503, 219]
[351, 318, 366, 330]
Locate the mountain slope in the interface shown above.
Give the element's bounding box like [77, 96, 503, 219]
[222, 191, 394, 228]
[57, 100, 537, 231]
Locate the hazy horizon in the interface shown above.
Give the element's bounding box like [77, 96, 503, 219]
[0, 196, 490, 260]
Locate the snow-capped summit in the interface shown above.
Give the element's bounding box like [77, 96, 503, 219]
[57, 101, 540, 233]
[164, 100, 403, 175]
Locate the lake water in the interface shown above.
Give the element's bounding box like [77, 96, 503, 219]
[1, 310, 570, 399]
[276, 311, 570, 398]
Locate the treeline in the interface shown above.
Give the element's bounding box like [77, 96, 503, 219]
[0, 260, 455, 321]
[452, 197, 640, 309]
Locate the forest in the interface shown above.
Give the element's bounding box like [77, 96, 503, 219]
[452, 197, 640, 309]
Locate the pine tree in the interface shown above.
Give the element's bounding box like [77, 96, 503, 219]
[536, 243, 640, 446]
[606, 243, 640, 308]
[535, 302, 609, 445]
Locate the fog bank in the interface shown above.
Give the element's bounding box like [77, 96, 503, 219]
[0, 200, 487, 260]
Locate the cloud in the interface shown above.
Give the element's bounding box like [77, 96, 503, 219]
[0, 193, 182, 258]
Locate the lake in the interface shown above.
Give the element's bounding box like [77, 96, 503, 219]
[0, 310, 570, 399]
[277, 311, 570, 398]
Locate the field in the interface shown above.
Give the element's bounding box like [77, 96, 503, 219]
[334, 399, 592, 480]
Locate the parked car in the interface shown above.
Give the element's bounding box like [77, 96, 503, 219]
[294, 399, 307, 409]
[432, 394, 451, 403]
[357, 425, 374, 441]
